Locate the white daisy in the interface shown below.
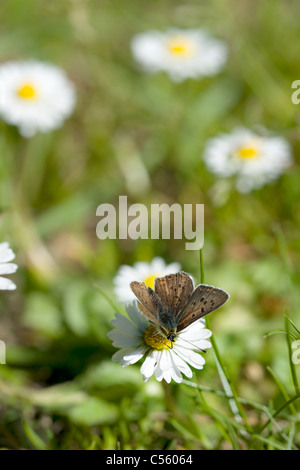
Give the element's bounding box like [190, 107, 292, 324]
[131, 28, 228, 82]
[108, 301, 212, 383]
[0, 242, 18, 291]
[113, 257, 181, 304]
[0, 60, 76, 137]
[203, 128, 293, 193]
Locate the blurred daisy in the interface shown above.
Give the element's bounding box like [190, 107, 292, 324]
[114, 257, 181, 303]
[0, 60, 76, 137]
[0, 242, 18, 291]
[131, 28, 228, 82]
[108, 301, 212, 383]
[203, 128, 293, 193]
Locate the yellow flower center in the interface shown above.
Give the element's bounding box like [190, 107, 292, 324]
[143, 273, 159, 290]
[144, 325, 173, 350]
[237, 146, 259, 160]
[17, 83, 38, 100]
[167, 37, 194, 57]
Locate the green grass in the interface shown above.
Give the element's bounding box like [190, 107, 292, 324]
[0, 0, 300, 450]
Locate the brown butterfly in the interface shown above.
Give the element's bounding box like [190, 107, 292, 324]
[130, 272, 229, 344]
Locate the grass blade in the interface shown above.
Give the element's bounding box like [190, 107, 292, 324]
[285, 314, 300, 395]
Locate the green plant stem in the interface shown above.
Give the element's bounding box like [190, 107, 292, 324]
[199, 248, 251, 432]
[259, 393, 300, 434]
[285, 314, 300, 395]
[183, 380, 297, 449]
[267, 366, 298, 416]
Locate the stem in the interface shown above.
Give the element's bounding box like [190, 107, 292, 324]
[199, 248, 205, 284]
[161, 380, 176, 415]
[199, 248, 251, 431]
[285, 314, 300, 395]
[267, 366, 298, 416]
[259, 393, 300, 434]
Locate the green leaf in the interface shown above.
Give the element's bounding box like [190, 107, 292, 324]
[67, 397, 118, 426]
[23, 421, 48, 450]
[23, 292, 64, 338]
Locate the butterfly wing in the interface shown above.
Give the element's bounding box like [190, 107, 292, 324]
[154, 272, 194, 318]
[177, 284, 229, 332]
[130, 281, 163, 325]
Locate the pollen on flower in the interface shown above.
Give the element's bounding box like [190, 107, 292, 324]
[17, 83, 38, 100]
[167, 37, 194, 57]
[143, 274, 159, 290]
[144, 325, 173, 350]
[237, 146, 259, 159]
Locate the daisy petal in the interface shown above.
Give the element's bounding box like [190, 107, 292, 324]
[111, 312, 142, 335]
[0, 277, 17, 290]
[0, 263, 18, 275]
[140, 349, 160, 381]
[171, 351, 193, 379]
[126, 301, 149, 331]
[175, 346, 206, 369]
[112, 348, 135, 363]
[123, 345, 148, 365]
[107, 332, 142, 348]
[0, 248, 16, 263]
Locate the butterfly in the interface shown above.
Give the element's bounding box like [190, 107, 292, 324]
[130, 272, 229, 345]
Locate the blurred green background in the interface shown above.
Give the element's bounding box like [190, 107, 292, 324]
[0, 0, 300, 450]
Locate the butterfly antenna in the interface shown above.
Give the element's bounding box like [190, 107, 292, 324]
[151, 329, 159, 338]
[178, 336, 207, 353]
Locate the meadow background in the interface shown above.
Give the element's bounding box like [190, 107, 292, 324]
[0, 0, 300, 450]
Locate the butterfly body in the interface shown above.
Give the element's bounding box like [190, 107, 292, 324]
[130, 272, 229, 345]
